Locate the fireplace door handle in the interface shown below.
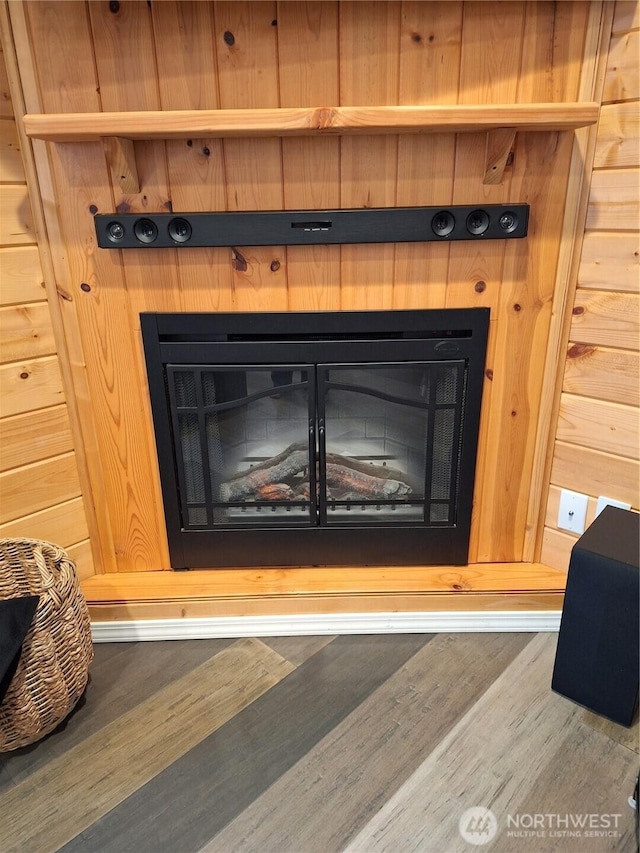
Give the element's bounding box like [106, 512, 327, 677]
[317, 422, 327, 525]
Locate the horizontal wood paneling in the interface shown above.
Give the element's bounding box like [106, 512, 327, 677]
[612, 1, 640, 33]
[593, 101, 640, 167]
[603, 30, 640, 101]
[0, 404, 74, 470]
[570, 289, 640, 349]
[0, 183, 35, 246]
[0, 117, 23, 182]
[550, 441, 639, 508]
[0, 355, 64, 416]
[0, 246, 46, 304]
[540, 526, 579, 572]
[66, 538, 95, 581]
[0, 496, 89, 547]
[0, 301, 57, 362]
[0, 452, 82, 523]
[556, 392, 639, 458]
[586, 167, 640, 229]
[577, 231, 640, 291]
[562, 343, 640, 405]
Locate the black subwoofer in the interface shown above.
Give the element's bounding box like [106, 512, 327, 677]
[552, 506, 639, 727]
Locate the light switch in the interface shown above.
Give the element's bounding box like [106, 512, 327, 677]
[558, 489, 589, 534]
[595, 496, 632, 517]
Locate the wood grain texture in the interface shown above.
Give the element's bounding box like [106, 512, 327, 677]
[205, 633, 532, 853]
[603, 30, 640, 102]
[551, 440, 639, 508]
[556, 392, 639, 458]
[22, 103, 602, 142]
[612, 1, 640, 34]
[0, 301, 56, 362]
[0, 354, 64, 417]
[0, 117, 23, 182]
[586, 167, 640, 229]
[0, 184, 34, 246]
[67, 538, 96, 581]
[0, 496, 89, 548]
[346, 634, 637, 852]
[0, 451, 82, 523]
[0, 403, 73, 470]
[0, 637, 235, 790]
[577, 231, 640, 292]
[0, 246, 46, 305]
[60, 634, 430, 853]
[0, 638, 295, 853]
[594, 101, 640, 167]
[570, 289, 640, 350]
[563, 343, 640, 405]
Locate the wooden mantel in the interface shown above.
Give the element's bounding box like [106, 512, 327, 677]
[23, 103, 599, 142]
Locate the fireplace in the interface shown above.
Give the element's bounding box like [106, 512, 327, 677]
[141, 309, 489, 569]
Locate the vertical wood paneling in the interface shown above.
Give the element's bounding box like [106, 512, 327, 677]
[8, 0, 619, 580]
[278, 2, 341, 311]
[213, 1, 288, 311]
[25, 1, 163, 571]
[393, 2, 462, 311]
[339, 2, 400, 310]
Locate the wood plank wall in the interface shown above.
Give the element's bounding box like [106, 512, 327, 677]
[4, 1, 609, 578]
[541, 1, 640, 571]
[0, 44, 94, 578]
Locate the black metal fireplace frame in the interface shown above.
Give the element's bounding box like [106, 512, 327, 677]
[141, 309, 489, 569]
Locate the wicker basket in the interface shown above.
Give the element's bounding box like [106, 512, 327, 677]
[0, 538, 94, 752]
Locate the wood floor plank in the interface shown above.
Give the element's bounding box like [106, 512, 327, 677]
[204, 632, 533, 853]
[260, 634, 337, 665]
[0, 637, 234, 790]
[60, 634, 431, 853]
[0, 639, 295, 853]
[345, 634, 608, 852]
[493, 720, 638, 851]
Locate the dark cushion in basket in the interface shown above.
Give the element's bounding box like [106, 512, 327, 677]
[0, 596, 39, 705]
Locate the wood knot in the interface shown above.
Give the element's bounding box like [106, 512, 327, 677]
[109, 0, 119, 13]
[19, 371, 29, 380]
[231, 248, 247, 272]
[411, 32, 422, 43]
[270, 259, 281, 272]
[485, 368, 494, 381]
[89, 204, 98, 215]
[223, 31, 235, 46]
[80, 283, 91, 293]
[572, 305, 585, 315]
[474, 280, 487, 293]
[567, 343, 595, 359]
[116, 201, 131, 214]
[513, 303, 522, 312]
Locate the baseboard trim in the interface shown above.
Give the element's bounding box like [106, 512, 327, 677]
[90, 610, 562, 642]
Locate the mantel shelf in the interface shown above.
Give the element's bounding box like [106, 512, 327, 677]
[23, 102, 600, 142]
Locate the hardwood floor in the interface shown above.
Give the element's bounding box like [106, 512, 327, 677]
[0, 632, 637, 852]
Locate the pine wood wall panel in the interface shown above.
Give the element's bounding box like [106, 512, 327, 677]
[213, 1, 288, 312]
[0, 29, 93, 576]
[0, 405, 74, 471]
[0, 246, 46, 305]
[278, 2, 341, 311]
[562, 344, 640, 406]
[541, 1, 639, 571]
[578, 231, 640, 291]
[9, 1, 617, 579]
[23, 0, 163, 571]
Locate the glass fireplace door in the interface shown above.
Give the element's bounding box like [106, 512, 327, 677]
[166, 364, 316, 528]
[317, 361, 466, 526]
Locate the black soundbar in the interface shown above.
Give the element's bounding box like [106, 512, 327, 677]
[95, 204, 529, 249]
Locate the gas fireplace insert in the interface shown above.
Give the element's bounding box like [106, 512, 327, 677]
[141, 309, 489, 569]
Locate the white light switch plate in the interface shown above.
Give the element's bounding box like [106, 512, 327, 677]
[595, 496, 632, 517]
[558, 489, 589, 534]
